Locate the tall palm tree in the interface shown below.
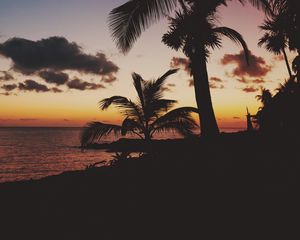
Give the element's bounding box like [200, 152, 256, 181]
[258, 10, 293, 77]
[108, 0, 269, 137]
[81, 69, 198, 148]
[161, 5, 249, 136]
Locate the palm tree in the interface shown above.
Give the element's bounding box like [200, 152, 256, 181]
[271, 0, 300, 51]
[161, 4, 249, 136]
[108, 0, 269, 137]
[270, 1, 300, 81]
[255, 87, 272, 106]
[258, 10, 292, 77]
[81, 69, 198, 148]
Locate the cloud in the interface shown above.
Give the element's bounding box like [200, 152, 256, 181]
[19, 80, 50, 92]
[161, 86, 172, 92]
[210, 77, 223, 82]
[0, 71, 14, 81]
[51, 87, 63, 93]
[273, 55, 284, 61]
[252, 78, 266, 84]
[101, 74, 117, 84]
[0, 118, 13, 121]
[19, 118, 38, 121]
[161, 83, 176, 92]
[18, 79, 62, 93]
[170, 57, 190, 74]
[188, 79, 224, 89]
[237, 77, 266, 84]
[1, 83, 17, 91]
[209, 83, 225, 89]
[209, 77, 224, 89]
[0, 37, 119, 76]
[39, 70, 69, 85]
[0, 92, 11, 96]
[233, 117, 241, 119]
[242, 86, 259, 93]
[237, 77, 250, 84]
[221, 50, 272, 77]
[67, 78, 105, 91]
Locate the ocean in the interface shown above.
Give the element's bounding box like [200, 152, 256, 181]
[0, 127, 244, 183]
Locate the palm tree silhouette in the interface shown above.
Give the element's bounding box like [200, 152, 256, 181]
[270, 1, 300, 81]
[256, 87, 272, 107]
[258, 9, 292, 77]
[81, 69, 198, 148]
[271, 0, 300, 50]
[161, 3, 249, 136]
[108, 0, 269, 137]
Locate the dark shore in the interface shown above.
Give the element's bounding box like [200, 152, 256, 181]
[1, 132, 299, 239]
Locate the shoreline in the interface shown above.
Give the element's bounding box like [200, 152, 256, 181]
[0, 130, 286, 186]
[0, 131, 298, 239]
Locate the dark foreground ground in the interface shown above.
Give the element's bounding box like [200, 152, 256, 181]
[1, 132, 300, 240]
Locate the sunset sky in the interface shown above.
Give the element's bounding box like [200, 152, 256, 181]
[0, 0, 295, 129]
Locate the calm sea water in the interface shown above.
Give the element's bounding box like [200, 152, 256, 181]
[0, 127, 115, 183]
[0, 127, 244, 183]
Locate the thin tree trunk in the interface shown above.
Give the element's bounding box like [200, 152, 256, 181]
[190, 48, 220, 137]
[282, 47, 292, 78]
[144, 122, 151, 141]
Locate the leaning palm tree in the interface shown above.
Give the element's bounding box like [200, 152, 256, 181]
[81, 69, 198, 148]
[108, 0, 269, 137]
[258, 11, 292, 77]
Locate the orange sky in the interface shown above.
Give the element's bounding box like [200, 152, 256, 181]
[0, 1, 295, 129]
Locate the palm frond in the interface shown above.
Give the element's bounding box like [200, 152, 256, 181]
[213, 27, 250, 64]
[99, 96, 129, 110]
[258, 33, 284, 54]
[143, 69, 178, 103]
[99, 96, 144, 123]
[132, 72, 146, 109]
[242, 0, 272, 15]
[153, 119, 197, 137]
[206, 32, 222, 50]
[147, 99, 178, 120]
[108, 0, 177, 53]
[143, 69, 178, 120]
[151, 106, 198, 136]
[162, 11, 187, 50]
[121, 117, 143, 138]
[155, 68, 179, 87]
[81, 122, 122, 148]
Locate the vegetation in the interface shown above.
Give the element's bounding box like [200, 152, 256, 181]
[258, 7, 293, 77]
[255, 77, 300, 135]
[108, 0, 270, 137]
[254, 0, 300, 135]
[81, 69, 198, 148]
[162, 2, 250, 136]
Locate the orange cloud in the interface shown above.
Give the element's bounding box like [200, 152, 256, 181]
[221, 50, 272, 78]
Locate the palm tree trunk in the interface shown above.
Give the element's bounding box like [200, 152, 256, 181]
[282, 47, 292, 78]
[144, 122, 151, 141]
[190, 48, 220, 137]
